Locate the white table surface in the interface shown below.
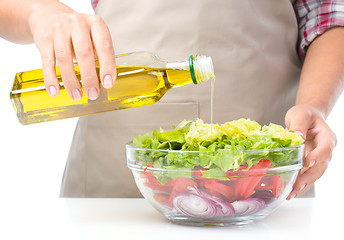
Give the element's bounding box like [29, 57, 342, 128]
[1, 197, 341, 240]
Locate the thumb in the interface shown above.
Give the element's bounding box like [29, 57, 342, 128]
[285, 106, 313, 140]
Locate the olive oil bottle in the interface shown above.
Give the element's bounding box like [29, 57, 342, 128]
[10, 51, 214, 125]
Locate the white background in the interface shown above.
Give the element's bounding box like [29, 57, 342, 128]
[0, 0, 343, 230]
[0, 1, 92, 201]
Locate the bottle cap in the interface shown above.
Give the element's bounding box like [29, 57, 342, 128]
[189, 55, 214, 84]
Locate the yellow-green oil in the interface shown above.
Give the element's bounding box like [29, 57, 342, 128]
[10, 65, 196, 125]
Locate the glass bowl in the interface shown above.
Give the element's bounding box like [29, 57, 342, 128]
[126, 143, 303, 226]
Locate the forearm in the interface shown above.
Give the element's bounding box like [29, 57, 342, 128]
[296, 27, 344, 118]
[0, 0, 58, 43]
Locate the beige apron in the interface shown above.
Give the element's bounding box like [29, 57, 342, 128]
[60, 0, 313, 198]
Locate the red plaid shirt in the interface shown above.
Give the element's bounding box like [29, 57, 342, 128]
[91, 0, 344, 59]
[295, 0, 344, 59]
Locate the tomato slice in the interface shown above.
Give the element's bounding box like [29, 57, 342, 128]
[203, 179, 234, 200]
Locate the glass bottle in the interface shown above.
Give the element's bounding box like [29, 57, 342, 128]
[10, 51, 214, 125]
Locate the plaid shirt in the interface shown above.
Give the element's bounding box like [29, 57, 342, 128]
[91, 0, 344, 59]
[295, 0, 344, 59]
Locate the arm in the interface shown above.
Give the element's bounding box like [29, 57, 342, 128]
[0, 0, 116, 100]
[286, 27, 344, 199]
[0, 0, 43, 43]
[296, 27, 344, 118]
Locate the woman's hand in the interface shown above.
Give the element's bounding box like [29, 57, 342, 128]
[28, 0, 116, 100]
[285, 104, 337, 199]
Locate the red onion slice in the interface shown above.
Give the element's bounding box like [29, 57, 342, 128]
[172, 187, 235, 218]
[200, 190, 235, 217]
[172, 193, 222, 217]
[231, 198, 266, 216]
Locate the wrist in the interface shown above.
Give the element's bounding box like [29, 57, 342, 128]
[27, 1, 56, 33]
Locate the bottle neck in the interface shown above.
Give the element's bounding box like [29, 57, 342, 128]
[189, 55, 214, 84]
[165, 55, 214, 84]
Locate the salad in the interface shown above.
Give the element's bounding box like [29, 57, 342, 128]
[130, 118, 304, 219]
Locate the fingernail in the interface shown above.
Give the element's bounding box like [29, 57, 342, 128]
[103, 75, 113, 88]
[88, 87, 99, 100]
[72, 88, 82, 101]
[308, 160, 316, 168]
[49, 85, 57, 97]
[290, 193, 296, 199]
[299, 183, 306, 191]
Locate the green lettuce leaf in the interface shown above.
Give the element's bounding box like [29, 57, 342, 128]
[132, 118, 303, 183]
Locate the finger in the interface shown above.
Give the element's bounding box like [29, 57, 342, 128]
[89, 15, 116, 89]
[304, 137, 334, 168]
[288, 139, 333, 199]
[285, 106, 312, 140]
[287, 127, 335, 199]
[38, 42, 60, 97]
[71, 15, 100, 100]
[287, 161, 329, 199]
[53, 23, 82, 101]
[304, 122, 336, 166]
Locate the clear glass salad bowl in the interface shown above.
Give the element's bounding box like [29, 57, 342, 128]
[126, 143, 303, 226]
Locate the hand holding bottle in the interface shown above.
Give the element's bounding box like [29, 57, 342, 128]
[27, 0, 116, 101]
